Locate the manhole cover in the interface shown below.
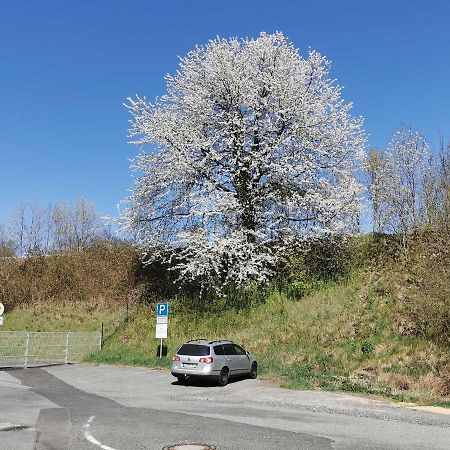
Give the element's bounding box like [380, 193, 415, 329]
[163, 445, 216, 450]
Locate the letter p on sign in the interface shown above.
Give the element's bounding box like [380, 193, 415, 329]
[157, 303, 168, 317]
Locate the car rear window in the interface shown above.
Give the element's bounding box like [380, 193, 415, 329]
[213, 345, 224, 355]
[223, 343, 236, 355]
[177, 344, 210, 356]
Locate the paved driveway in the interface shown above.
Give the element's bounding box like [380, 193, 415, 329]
[1, 364, 449, 449]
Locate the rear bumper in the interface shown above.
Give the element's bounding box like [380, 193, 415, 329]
[171, 362, 219, 377]
[171, 371, 219, 380]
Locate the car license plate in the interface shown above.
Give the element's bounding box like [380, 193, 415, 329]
[182, 363, 196, 368]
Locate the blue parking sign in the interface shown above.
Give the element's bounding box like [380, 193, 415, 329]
[156, 303, 168, 317]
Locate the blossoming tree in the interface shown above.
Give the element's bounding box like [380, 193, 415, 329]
[123, 32, 365, 290]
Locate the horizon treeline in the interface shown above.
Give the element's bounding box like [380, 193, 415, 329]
[1, 129, 449, 259]
[367, 129, 450, 241]
[0, 198, 115, 257]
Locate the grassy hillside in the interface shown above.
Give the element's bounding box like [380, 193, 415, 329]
[1, 303, 105, 332]
[87, 271, 449, 406]
[0, 241, 140, 313]
[0, 241, 140, 332]
[1, 234, 448, 406]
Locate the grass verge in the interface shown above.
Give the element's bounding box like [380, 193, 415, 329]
[1, 303, 108, 332]
[85, 272, 449, 405]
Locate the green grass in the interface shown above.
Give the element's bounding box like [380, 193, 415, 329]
[84, 272, 449, 404]
[86, 351, 172, 369]
[3, 269, 449, 405]
[1, 303, 109, 332]
[426, 400, 450, 408]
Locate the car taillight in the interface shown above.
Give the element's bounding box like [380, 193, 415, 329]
[199, 357, 214, 364]
[172, 355, 180, 362]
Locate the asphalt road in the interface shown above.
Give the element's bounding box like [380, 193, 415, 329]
[1, 364, 449, 449]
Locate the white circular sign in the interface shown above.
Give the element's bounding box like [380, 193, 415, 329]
[0, 302, 4, 316]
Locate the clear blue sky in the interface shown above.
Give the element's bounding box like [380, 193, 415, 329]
[1, 0, 449, 223]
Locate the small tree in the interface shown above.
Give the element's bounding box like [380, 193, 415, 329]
[367, 126, 428, 237]
[366, 148, 397, 233]
[5, 199, 102, 255]
[421, 138, 450, 229]
[391, 127, 428, 232]
[123, 32, 365, 291]
[0, 223, 15, 257]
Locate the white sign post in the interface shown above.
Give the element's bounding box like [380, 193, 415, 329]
[0, 302, 4, 327]
[156, 303, 168, 358]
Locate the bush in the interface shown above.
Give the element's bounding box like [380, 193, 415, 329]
[0, 241, 140, 310]
[276, 236, 356, 300]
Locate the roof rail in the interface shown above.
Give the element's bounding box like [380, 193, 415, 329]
[185, 339, 233, 344]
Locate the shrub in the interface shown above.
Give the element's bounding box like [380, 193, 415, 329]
[0, 241, 140, 310]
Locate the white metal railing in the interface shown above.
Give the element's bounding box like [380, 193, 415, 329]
[0, 331, 101, 368]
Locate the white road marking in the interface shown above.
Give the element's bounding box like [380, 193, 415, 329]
[83, 416, 117, 450]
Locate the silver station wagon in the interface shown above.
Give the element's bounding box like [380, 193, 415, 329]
[171, 339, 258, 386]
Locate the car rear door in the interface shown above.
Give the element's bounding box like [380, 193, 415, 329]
[222, 343, 238, 375]
[213, 344, 226, 374]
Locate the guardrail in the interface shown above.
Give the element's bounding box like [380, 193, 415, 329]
[0, 331, 101, 368]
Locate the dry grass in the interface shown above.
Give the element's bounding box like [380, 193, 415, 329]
[2, 233, 449, 405]
[0, 241, 140, 311]
[90, 270, 449, 404]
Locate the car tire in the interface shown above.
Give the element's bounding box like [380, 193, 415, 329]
[217, 367, 229, 386]
[249, 362, 258, 379]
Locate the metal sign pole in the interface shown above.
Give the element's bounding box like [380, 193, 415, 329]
[159, 337, 163, 358]
[0, 302, 4, 328]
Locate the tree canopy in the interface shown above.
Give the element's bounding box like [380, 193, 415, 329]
[122, 32, 365, 291]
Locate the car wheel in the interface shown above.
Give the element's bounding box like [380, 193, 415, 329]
[217, 367, 229, 386]
[249, 362, 258, 379]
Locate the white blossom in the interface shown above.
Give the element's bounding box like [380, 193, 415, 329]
[121, 32, 365, 291]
